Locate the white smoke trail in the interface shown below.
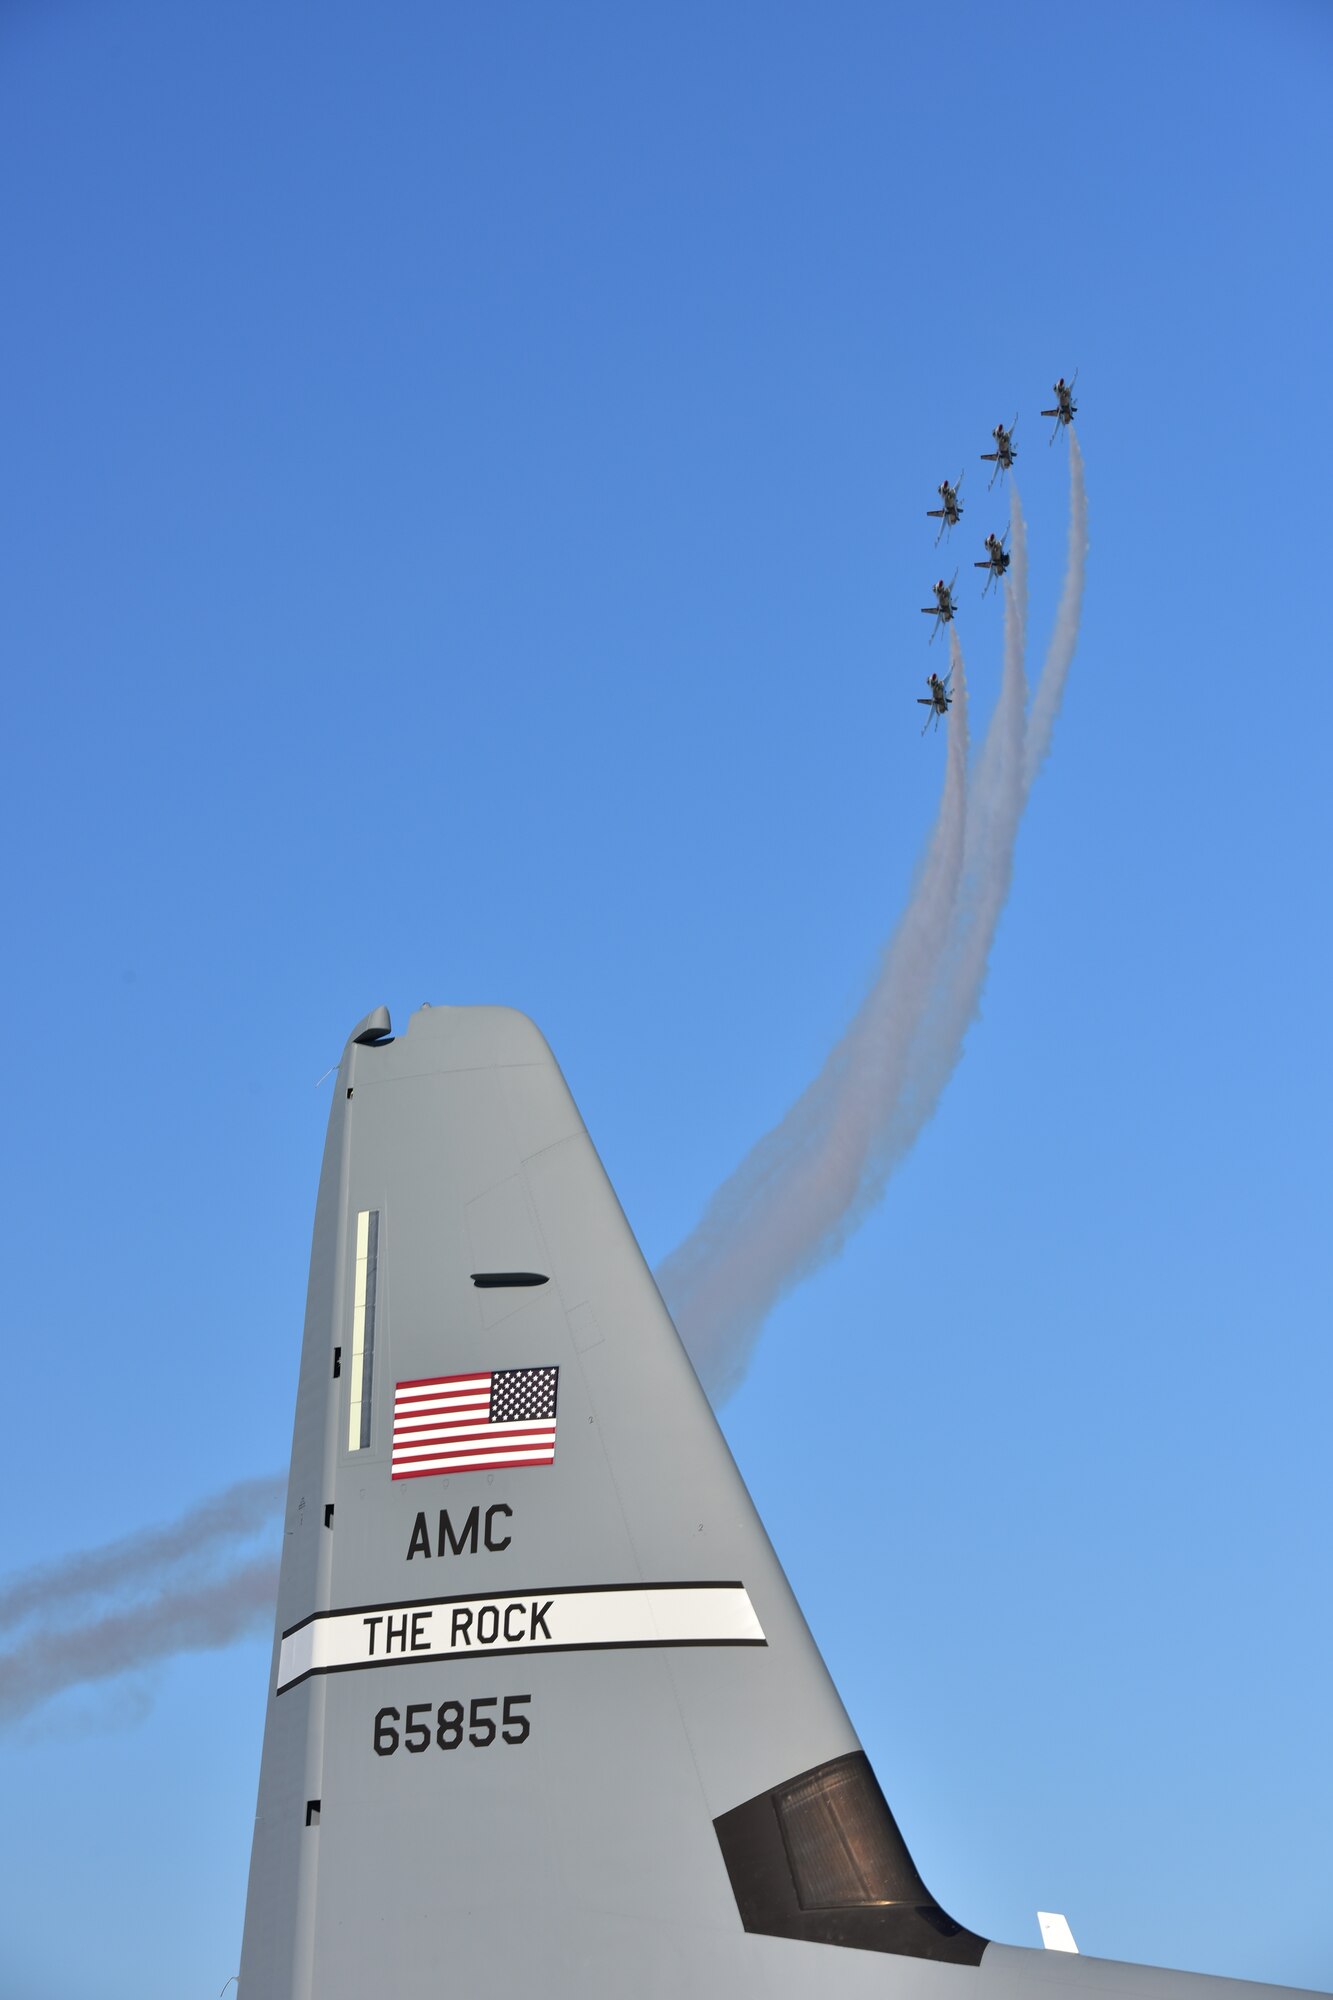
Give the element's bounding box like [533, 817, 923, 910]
[1025, 430, 1088, 790]
[876, 479, 1031, 1163]
[0, 1556, 280, 1725]
[0, 1476, 284, 1634]
[908, 437, 1086, 1148]
[659, 630, 971, 1400]
[666, 447, 1087, 1402]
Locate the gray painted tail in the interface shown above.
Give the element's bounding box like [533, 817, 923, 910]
[238, 1004, 981, 1997]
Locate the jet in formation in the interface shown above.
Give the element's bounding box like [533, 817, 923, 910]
[976, 528, 1011, 596]
[918, 669, 953, 731]
[981, 416, 1017, 488]
[921, 571, 958, 642]
[927, 472, 964, 546]
[1042, 371, 1078, 441]
[238, 1000, 1325, 2000]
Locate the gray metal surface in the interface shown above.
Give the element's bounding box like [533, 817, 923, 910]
[238, 1004, 1323, 1999]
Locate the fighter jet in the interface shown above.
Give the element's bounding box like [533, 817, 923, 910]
[981, 416, 1017, 488]
[975, 528, 1011, 596]
[1042, 371, 1078, 441]
[926, 472, 964, 546]
[238, 1000, 1327, 2000]
[918, 669, 952, 731]
[921, 571, 958, 643]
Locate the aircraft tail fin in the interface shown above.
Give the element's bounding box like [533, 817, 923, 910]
[238, 1003, 983, 1997]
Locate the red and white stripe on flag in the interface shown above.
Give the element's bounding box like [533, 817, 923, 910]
[391, 1367, 559, 1481]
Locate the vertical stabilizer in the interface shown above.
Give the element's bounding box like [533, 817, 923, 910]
[238, 1004, 982, 1997]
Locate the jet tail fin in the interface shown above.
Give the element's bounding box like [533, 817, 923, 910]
[238, 1004, 982, 1997]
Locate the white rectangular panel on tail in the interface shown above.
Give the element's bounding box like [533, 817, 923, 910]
[276, 1581, 765, 1693]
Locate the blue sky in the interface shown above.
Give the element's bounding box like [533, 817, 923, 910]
[3, 3, 1331, 1995]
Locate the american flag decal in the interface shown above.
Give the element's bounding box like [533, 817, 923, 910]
[392, 1367, 559, 1480]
